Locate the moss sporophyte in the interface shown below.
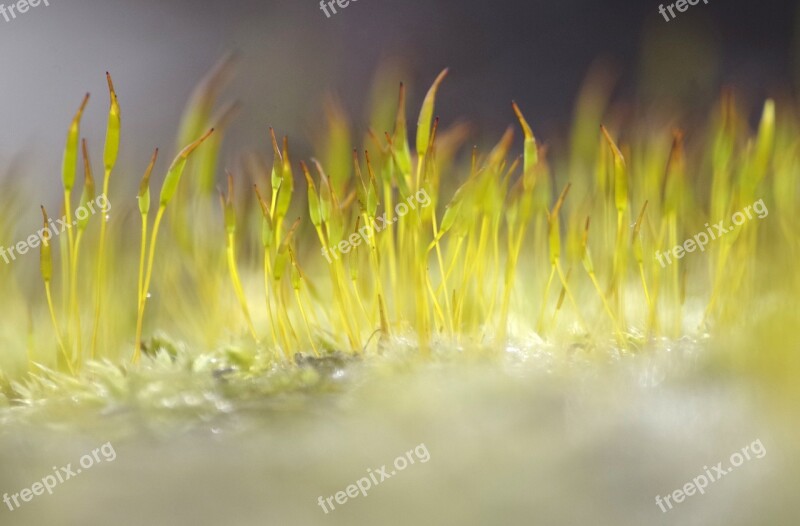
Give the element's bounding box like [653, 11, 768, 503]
[0, 59, 792, 390]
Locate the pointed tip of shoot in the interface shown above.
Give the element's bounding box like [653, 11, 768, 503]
[393, 84, 409, 152]
[416, 68, 449, 156]
[511, 101, 535, 141]
[142, 147, 158, 183]
[600, 124, 619, 147]
[78, 92, 90, 114]
[600, 124, 624, 162]
[182, 128, 215, 158]
[300, 160, 315, 188]
[81, 137, 96, 192]
[253, 184, 272, 220]
[158, 129, 215, 207]
[269, 127, 282, 160]
[40, 205, 52, 243]
[283, 217, 302, 245]
[364, 149, 379, 185]
[106, 72, 116, 96]
[552, 182, 572, 218]
[81, 137, 90, 164]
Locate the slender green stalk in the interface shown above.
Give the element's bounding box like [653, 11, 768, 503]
[134, 129, 214, 363]
[91, 74, 120, 359]
[40, 206, 74, 376]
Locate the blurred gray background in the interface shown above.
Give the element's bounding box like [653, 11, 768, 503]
[0, 0, 797, 194]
